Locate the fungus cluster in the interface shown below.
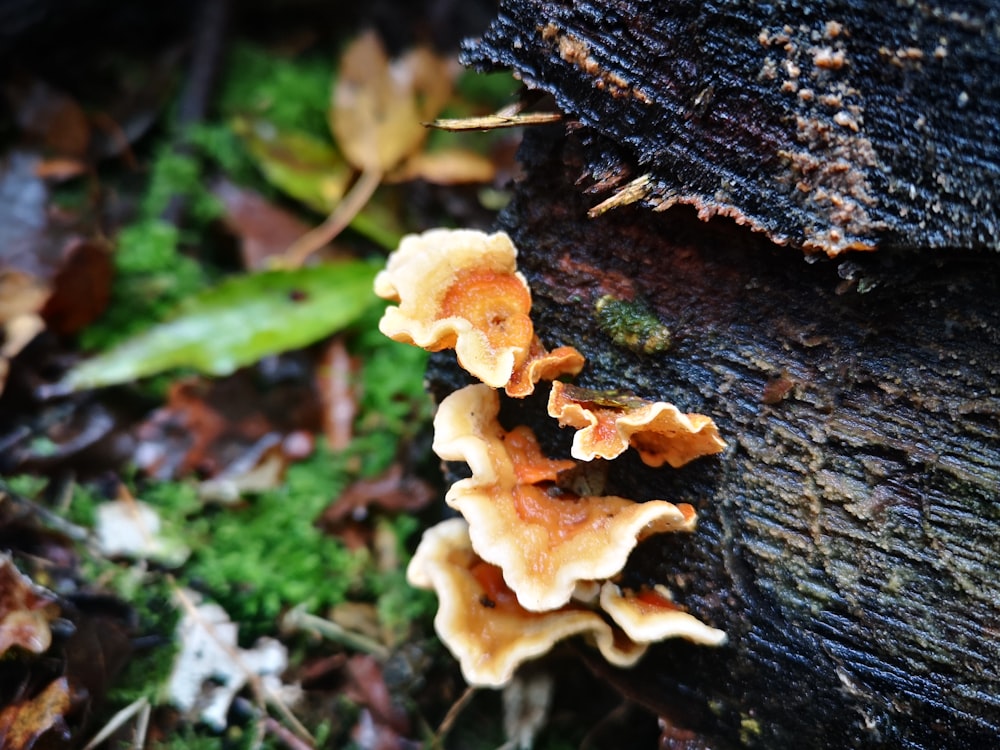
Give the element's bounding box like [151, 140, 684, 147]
[547, 382, 726, 467]
[374, 229, 583, 396]
[375, 229, 727, 687]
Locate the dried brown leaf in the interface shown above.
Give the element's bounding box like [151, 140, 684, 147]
[135, 372, 320, 480]
[344, 655, 410, 735]
[386, 148, 496, 185]
[5, 77, 90, 159]
[39, 238, 112, 336]
[0, 678, 71, 750]
[213, 180, 317, 269]
[319, 464, 435, 530]
[315, 337, 358, 451]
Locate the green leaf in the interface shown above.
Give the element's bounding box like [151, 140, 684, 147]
[232, 116, 402, 250]
[233, 115, 349, 213]
[60, 261, 378, 391]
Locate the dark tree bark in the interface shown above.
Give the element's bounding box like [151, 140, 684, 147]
[428, 2, 1000, 746]
[463, 0, 1000, 256]
[428, 126, 1000, 749]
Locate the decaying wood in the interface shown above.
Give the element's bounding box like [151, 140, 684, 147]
[463, 0, 1000, 256]
[428, 128, 1000, 748]
[442, 2, 1000, 744]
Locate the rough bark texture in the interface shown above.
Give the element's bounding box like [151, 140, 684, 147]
[463, 0, 1000, 256]
[428, 128, 1000, 748]
[439, 2, 1000, 745]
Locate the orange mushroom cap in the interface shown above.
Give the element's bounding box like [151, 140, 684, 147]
[598, 582, 727, 646]
[406, 519, 647, 687]
[504, 337, 585, 398]
[374, 229, 535, 389]
[547, 382, 727, 468]
[433, 384, 699, 612]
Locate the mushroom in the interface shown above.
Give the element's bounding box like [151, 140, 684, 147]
[547, 382, 726, 467]
[433, 384, 700, 612]
[374, 229, 534, 389]
[407, 518, 647, 687]
[504, 336, 585, 398]
[598, 582, 727, 646]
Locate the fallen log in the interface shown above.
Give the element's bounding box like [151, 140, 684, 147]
[425, 125, 999, 748]
[462, 0, 1000, 256]
[422, 2, 1000, 745]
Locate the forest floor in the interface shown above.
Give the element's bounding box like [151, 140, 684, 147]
[0, 2, 663, 748]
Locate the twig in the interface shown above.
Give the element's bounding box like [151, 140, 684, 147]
[432, 685, 477, 747]
[0, 478, 89, 542]
[132, 699, 151, 750]
[587, 173, 652, 217]
[261, 714, 318, 750]
[280, 168, 382, 268]
[428, 112, 563, 132]
[579, 700, 633, 750]
[280, 604, 390, 660]
[161, 0, 231, 226]
[81, 696, 149, 750]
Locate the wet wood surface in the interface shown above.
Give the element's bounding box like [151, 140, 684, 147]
[463, 0, 1000, 256]
[429, 128, 1000, 748]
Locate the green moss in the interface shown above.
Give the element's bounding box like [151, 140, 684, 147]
[141, 146, 222, 224]
[353, 306, 433, 442]
[188, 121, 262, 188]
[3, 474, 48, 499]
[61, 480, 103, 528]
[174, 441, 362, 633]
[80, 223, 205, 350]
[594, 295, 672, 355]
[218, 42, 332, 140]
[141, 480, 202, 518]
[105, 571, 180, 705]
[80, 141, 224, 351]
[368, 515, 436, 642]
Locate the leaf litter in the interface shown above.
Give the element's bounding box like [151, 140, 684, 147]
[0, 7, 660, 749]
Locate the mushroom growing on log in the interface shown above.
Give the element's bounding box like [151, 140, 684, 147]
[420, 1, 999, 746]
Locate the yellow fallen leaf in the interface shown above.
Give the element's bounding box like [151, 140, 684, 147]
[330, 30, 454, 172]
[387, 147, 496, 185]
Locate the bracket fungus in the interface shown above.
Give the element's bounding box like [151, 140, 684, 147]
[406, 518, 647, 687]
[376, 226, 727, 688]
[598, 583, 727, 646]
[504, 336, 585, 398]
[433, 384, 700, 612]
[547, 382, 726, 467]
[374, 228, 535, 389]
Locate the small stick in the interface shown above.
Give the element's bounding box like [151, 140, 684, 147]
[131, 699, 151, 750]
[587, 173, 653, 217]
[280, 604, 390, 660]
[280, 169, 382, 268]
[81, 696, 149, 750]
[433, 685, 477, 746]
[428, 112, 563, 132]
